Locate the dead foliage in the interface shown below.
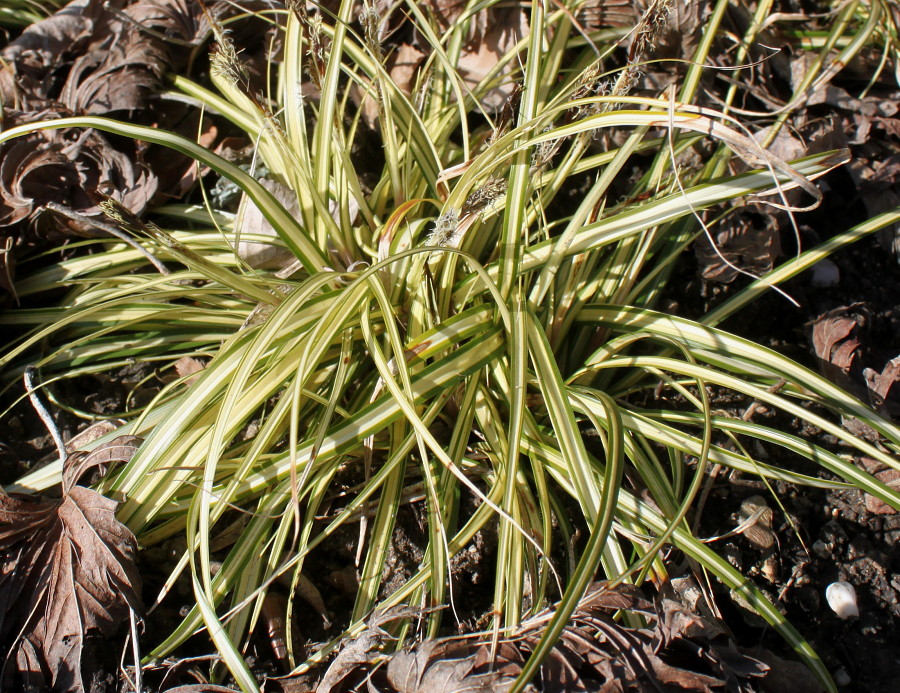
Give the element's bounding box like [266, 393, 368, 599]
[0, 0, 217, 298]
[863, 355, 900, 410]
[682, 1, 900, 285]
[350, 0, 531, 120]
[576, 0, 639, 33]
[848, 154, 900, 257]
[172, 355, 207, 387]
[0, 0, 210, 217]
[695, 213, 782, 284]
[162, 686, 244, 693]
[302, 582, 812, 693]
[811, 304, 867, 377]
[0, 436, 143, 692]
[856, 457, 900, 515]
[811, 304, 900, 421]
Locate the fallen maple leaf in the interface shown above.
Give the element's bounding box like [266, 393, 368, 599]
[173, 355, 207, 386]
[695, 213, 781, 283]
[811, 304, 867, 374]
[0, 0, 210, 112]
[309, 582, 787, 693]
[163, 686, 243, 693]
[863, 356, 900, 403]
[856, 457, 900, 515]
[0, 111, 159, 232]
[386, 639, 521, 693]
[0, 436, 143, 692]
[0, 0, 220, 298]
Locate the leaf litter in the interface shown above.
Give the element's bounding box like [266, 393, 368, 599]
[0, 436, 143, 692]
[0, 0, 218, 299]
[303, 582, 810, 693]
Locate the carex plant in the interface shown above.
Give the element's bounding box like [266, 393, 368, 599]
[0, 0, 66, 28]
[2, 1, 899, 690]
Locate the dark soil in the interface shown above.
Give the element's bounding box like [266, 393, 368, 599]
[656, 164, 900, 692]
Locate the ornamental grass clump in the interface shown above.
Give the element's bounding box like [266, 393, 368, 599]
[2, 1, 899, 691]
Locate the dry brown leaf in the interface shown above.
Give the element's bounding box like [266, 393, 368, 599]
[645, 654, 723, 693]
[387, 639, 519, 693]
[811, 305, 867, 374]
[15, 420, 129, 485]
[873, 117, 900, 138]
[388, 42, 426, 99]
[862, 355, 900, 420]
[174, 355, 207, 386]
[313, 582, 792, 692]
[0, 100, 162, 236]
[0, 436, 143, 692]
[235, 179, 300, 270]
[0, 113, 159, 233]
[316, 605, 425, 693]
[846, 155, 900, 258]
[806, 84, 899, 119]
[388, 641, 473, 693]
[0, 0, 101, 109]
[695, 214, 781, 283]
[60, 28, 166, 115]
[457, 7, 528, 111]
[866, 468, 900, 515]
[125, 0, 213, 50]
[355, 42, 426, 127]
[56, 1, 210, 114]
[576, 0, 639, 31]
[0, 0, 219, 296]
[864, 356, 900, 403]
[754, 648, 824, 693]
[425, 0, 470, 33]
[0, 0, 207, 113]
[651, 0, 709, 59]
[697, 118, 854, 284]
[857, 458, 900, 515]
[409, 2, 528, 111]
[581, 582, 651, 612]
[804, 83, 900, 144]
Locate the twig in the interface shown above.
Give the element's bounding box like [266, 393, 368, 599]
[129, 608, 143, 693]
[742, 378, 787, 421]
[24, 366, 67, 462]
[42, 203, 170, 276]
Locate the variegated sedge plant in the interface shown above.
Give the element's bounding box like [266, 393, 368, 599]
[2, 1, 899, 691]
[0, 0, 65, 27]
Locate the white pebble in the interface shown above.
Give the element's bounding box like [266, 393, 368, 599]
[826, 581, 859, 619]
[834, 668, 852, 687]
[809, 259, 840, 288]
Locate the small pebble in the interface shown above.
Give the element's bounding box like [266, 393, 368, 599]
[826, 581, 859, 619]
[812, 539, 831, 559]
[834, 668, 852, 687]
[809, 259, 840, 288]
